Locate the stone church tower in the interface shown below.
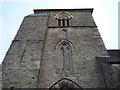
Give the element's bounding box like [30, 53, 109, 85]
[2, 9, 119, 89]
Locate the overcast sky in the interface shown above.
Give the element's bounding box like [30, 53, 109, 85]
[0, 0, 119, 64]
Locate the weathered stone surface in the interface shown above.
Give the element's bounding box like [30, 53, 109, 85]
[96, 57, 119, 88]
[2, 9, 119, 89]
[15, 15, 48, 40]
[2, 14, 48, 88]
[38, 26, 108, 88]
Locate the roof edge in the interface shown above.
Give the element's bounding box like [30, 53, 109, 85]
[33, 8, 94, 14]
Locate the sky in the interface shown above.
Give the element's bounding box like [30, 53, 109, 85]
[0, 0, 119, 64]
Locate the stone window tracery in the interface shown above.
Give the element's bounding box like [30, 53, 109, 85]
[59, 41, 73, 71]
[55, 29, 74, 71]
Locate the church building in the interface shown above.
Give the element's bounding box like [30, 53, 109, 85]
[2, 9, 120, 89]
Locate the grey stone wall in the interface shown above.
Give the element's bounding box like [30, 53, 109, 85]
[96, 57, 119, 88]
[2, 9, 117, 89]
[38, 26, 108, 88]
[2, 14, 49, 88]
[48, 11, 96, 27]
[33, 9, 96, 27]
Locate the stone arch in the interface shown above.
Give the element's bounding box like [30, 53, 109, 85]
[49, 78, 83, 90]
[54, 12, 73, 20]
[55, 39, 74, 71]
[54, 12, 73, 27]
[55, 39, 74, 49]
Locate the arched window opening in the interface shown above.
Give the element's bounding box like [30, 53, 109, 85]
[60, 41, 72, 71]
[55, 39, 74, 71]
[55, 12, 73, 27]
[57, 18, 70, 27]
[49, 78, 83, 90]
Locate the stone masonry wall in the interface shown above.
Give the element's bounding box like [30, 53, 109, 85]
[96, 57, 119, 88]
[2, 14, 49, 88]
[38, 26, 108, 88]
[36, 9, 109, 88]
[2, 9, 111, 88]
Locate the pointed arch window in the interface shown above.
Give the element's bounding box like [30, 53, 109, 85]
[59, 41, 73, 71]
[49, 78, 83, 90]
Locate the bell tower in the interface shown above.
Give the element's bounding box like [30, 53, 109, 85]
[2, 9, 110, 89]
[35, 9, 109, 88]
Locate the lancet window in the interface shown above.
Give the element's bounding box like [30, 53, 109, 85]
[59, 41, 72, 71]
